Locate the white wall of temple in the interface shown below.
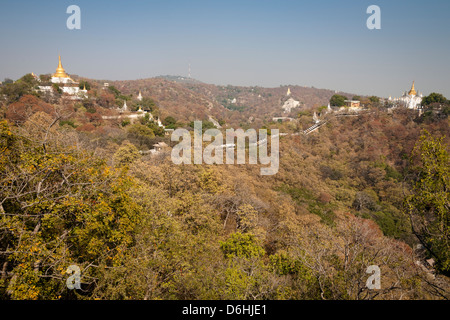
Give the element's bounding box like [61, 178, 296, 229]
[51, 77, 76, 84]
[38, 86, 52, 92]
[62, 86, 80, 95]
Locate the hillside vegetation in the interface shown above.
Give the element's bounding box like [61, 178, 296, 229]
[0, 75, 449, 300]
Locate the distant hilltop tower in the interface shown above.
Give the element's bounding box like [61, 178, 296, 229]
[188, 63, 191, 79]
[137, 90, 143, 101]
[287, 88, 291, 96]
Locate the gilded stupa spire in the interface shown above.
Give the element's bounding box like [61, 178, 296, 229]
[408, 81, 417, 96]
[53, 55, 69, 78]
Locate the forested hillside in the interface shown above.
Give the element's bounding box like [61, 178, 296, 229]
[112, 78, 358, 127]
[0, 75, 449, 300]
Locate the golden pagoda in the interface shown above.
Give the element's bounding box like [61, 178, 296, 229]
[53, 55, 69, 78]
[408, 81, 417, 96]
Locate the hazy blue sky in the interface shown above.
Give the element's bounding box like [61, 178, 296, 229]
[1, 0, 449, 97]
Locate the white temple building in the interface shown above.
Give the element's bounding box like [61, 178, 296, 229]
[38, 55, 87, 99]
[282, 97, 300, 113]
[399, 81, 423, 110]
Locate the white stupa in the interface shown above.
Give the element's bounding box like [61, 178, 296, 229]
[313, 112, 320, 124]
[118, 101, 128, 113]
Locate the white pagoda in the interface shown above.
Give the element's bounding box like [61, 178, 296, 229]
[400, 81, 422, 110]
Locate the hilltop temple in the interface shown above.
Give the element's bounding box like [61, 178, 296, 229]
[399, 81, 423, 110]
[38, 55, 87, 98]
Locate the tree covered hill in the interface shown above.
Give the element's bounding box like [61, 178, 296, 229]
[0, 74, 449, 300]
[111, 78, 229, 125]
[108, 77, 358, 127]
[1, 73, 361, 128]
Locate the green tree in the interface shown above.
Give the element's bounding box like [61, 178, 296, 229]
[405, 130, 450, 274]
[114, 141, 141, 167]
[17, 74, 36, 86]
[78, 80, 91, 90]
[329, 94, 347, 107]
[318, 105, 328, 113]
[0, 120, 141, 299]
[189, 120, 216, 131]
[107, 85, 121, 98]
[369, 96, 380, 103]
[0, 74, 38, 102]
[422, 93, 448, 106]
[39, 75, 50, 83]
[220, 232, 265, 259]
[127, 123, 155, 148]
[163, 116, 177, 127]
[137, 114, 164, 137]
[52, 83, 62, 94]
[140, 97, 157, 112]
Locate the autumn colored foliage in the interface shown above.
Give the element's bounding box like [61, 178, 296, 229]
[0, 80, 449, 300]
